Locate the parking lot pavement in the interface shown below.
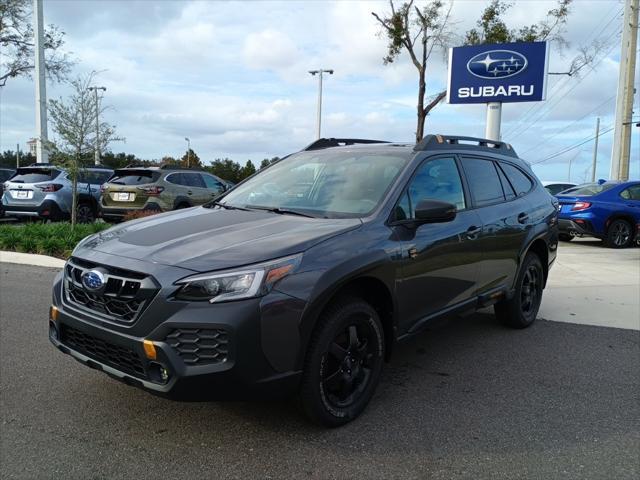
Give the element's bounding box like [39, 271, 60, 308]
[1, 262, 639, 480]
[539, 238, 640, 330]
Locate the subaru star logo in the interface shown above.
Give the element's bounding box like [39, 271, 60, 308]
[82, 269, 105, 291]
[467, 50, 528, 79]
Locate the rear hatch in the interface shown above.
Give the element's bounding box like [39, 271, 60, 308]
[3, 167, 63, 206]
[102, 169, 161, 208]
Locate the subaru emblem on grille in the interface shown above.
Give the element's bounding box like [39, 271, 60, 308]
[82, 269, 105, 291]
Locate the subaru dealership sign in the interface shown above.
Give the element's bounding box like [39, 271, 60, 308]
[447, 41, 549, 104]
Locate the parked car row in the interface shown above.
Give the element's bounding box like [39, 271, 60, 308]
[0, 164, 231, 223]
[555, 179, 640, 248]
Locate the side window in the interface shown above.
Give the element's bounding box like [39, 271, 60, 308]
[500, 163, 533, 196]
[202, 174, 223, 190]
[496, 163, 516, 200]
[184, 173, 205, 188]
[621, 185, 640, 200]
[404, 157, 466, 218]
[461, 158, 505, 207]
[165, 173, 184, 185]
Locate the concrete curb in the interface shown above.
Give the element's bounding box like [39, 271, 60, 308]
[0, 251, 66, 269]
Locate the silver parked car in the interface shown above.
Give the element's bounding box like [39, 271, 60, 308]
[1, 164, 113, 222]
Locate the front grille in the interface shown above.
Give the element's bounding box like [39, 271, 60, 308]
[61, 325, 146, 378]
[63, 258, 158, 324]
[166, 328, 229, 365]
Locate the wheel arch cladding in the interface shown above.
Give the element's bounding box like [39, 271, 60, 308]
[524, 238, 549, 287]
[307, 275, 396, 362]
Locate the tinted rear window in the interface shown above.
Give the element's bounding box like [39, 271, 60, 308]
[500, 163, 533, 196]
[461, 158, 504, 206]
[562, 183, 617, 196]
[0, 170, 15, 182]
[108, 170, 159, 185]
[9, 168, 61, 184]
[78, 171, 113, 184]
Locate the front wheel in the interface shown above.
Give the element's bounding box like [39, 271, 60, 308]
[606, 219, 633, 248]
[495, 252, 544, 329]
[300, 297, 385, 427]
[76, 203, 95, 223]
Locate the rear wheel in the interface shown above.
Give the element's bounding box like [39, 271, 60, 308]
[300, 297, 384, 427]
[76, 203, 95, 223]
[495, 252, 544, 329]
[175, 202, 190, 210]
[605, 219, 633, 248]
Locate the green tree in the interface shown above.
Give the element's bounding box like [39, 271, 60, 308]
[101, 152, 142, 170]
[47, 72, 122, 226]
[240, 160, 256, 180]
[179, 148, 203, 168]
[0, 149, 35, 168]
[259, 157, 280, 169]
[0, 0, 72, 86]
[208, 158, 242, 183]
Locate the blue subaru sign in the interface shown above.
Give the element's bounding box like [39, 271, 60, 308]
[447, 41, 549, 104]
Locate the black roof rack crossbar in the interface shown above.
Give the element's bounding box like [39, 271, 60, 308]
[302, 138, 391, 151]
[414, 134, 518, 158]
[27, 163, 58, 167]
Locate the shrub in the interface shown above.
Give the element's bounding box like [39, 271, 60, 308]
[0, 222, 112, 259]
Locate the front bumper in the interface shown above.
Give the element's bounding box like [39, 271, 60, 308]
[50, 265, 306, 401]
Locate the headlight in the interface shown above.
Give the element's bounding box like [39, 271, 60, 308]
[174, 253, 302, 303]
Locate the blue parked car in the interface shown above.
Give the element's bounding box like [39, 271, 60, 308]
[556, 180, 640, 248]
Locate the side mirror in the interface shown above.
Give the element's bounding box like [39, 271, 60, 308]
[414, 199, 457, 223]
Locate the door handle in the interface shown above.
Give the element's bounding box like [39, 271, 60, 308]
[518, 212, 529, 224]
[466, 226, 481, 240]
[187, 190, 193, 195]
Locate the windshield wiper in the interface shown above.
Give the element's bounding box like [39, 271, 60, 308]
[246, 205, 317, 218]
[207, 201, 251, 211]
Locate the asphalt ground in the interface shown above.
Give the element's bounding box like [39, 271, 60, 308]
[0, 263, 638, 480]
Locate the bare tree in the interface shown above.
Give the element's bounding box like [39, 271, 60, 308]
[48, 72, 123, 226]
[372, 1, 453, 143]
[0, 0, 72, 87]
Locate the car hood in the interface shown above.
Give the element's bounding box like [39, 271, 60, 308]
[79, 207, 362, 272]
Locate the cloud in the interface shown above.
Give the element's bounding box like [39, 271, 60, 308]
[243, 29, 301, 70]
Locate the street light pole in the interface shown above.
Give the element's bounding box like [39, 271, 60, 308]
[308, 69, 334, 139]
[185, 137, 191, 168]
[87, 86, 106, 165]
[34, 0, 49, 163]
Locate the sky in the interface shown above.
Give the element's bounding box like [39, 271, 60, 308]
[0, 0, 638, 182]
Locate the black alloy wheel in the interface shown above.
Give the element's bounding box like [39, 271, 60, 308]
[494, 252, 544, 329]
[76, 203, 95, 224]
[300, 297, 384, 427]
[606, 219, 633, 248]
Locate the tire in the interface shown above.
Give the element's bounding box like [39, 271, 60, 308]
[76, 203, 95, 223]
[175, 203, 190, 210]
[605, 219, 633, 248]
[300, 297, 385, 427]
[494, 252, 544, 329]
[558, 233, 573, 242]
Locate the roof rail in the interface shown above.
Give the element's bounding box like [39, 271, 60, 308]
[415, 134, 518, 158]
[121, 163, 150, 169]
[159, 164, 204, 171]
[302, 138, 391, 151]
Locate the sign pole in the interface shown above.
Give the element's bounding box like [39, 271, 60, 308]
[485, 102, 502, 141]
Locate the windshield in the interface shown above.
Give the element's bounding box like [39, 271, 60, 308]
[560, 183, 617, 196]
[219, 149, 412, 218]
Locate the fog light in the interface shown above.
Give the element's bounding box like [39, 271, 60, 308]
[148, 362, 170, 384]
[143, 339, 157, 360]
[49, 305, 59, 322]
